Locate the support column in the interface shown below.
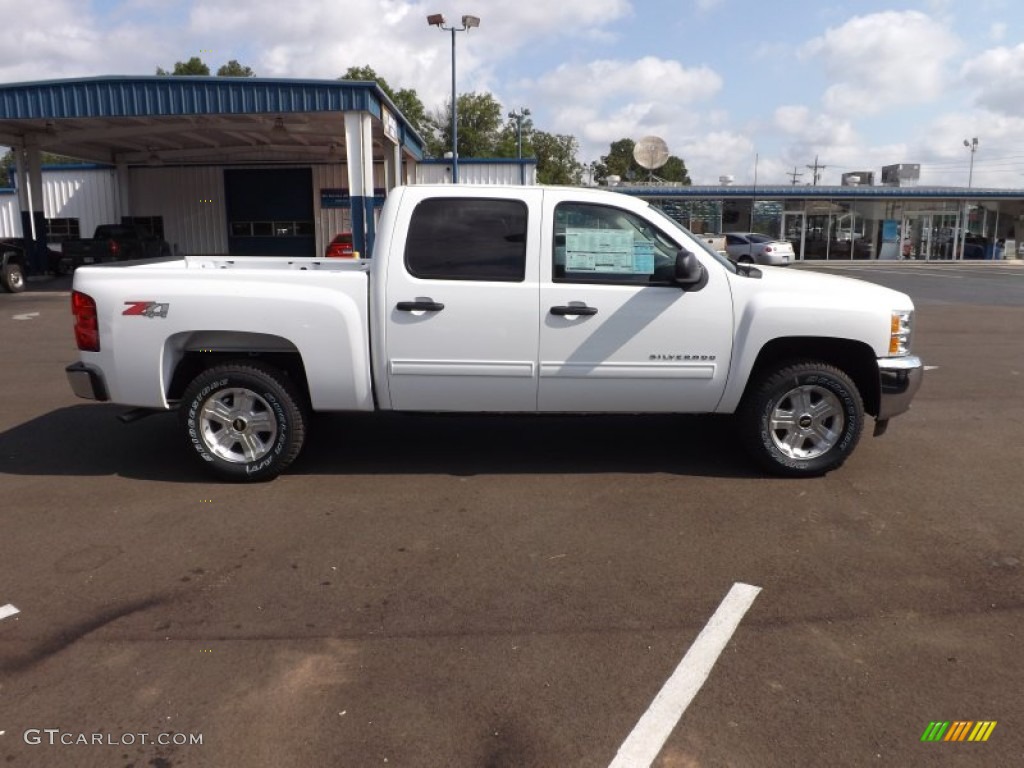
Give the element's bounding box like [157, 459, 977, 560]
[344, 112, 376, 258]
[384, 139, 401, 194]
[14, 147, 28, 240]
[26, 147, 48, 275]
[116, 161, 131, 223]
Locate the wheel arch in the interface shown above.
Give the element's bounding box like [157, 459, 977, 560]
[743, 336, 879, 417]
[164, 331, 310, 406]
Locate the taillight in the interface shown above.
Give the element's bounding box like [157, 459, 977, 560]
[764, 246, 774, 253]
[109, 239, 120, 257]
[72, 291, 100, 351]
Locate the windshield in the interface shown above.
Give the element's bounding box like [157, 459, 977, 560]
[645, 203, 737, 273]
[747, 233, 774, 243]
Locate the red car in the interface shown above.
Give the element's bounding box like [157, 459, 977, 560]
[324, 233, 355, 258]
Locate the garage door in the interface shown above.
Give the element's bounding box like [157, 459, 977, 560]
[224, 168, 315, 256]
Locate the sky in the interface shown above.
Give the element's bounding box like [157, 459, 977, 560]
[1, 0, 1022, 188]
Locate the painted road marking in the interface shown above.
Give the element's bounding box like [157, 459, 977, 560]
[12, 312, 40, 321]
[0, 604, 20, 621]
[924, 365, 940, 371]
[609, 582, 762, 768]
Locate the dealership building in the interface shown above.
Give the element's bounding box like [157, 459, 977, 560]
[1, 75, 1021, 267]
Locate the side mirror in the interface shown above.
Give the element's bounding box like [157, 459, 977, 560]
[673, 249, 704, 286]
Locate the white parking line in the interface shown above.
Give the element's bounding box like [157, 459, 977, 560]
[12, 312, 41, 321]
[924, 365, 940, 371]
[0, 604, 20, 621]
[609, 582, 761, 768]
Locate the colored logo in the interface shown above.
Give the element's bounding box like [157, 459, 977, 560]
[921, 721, 997, 742]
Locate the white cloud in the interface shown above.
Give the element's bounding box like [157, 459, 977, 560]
[528, 56, 723, 160]
[679, 131, 756, 184]
[961, 44, 1024, 117]
[772, 105, 859, 150]
[0, 0, 173, 81]
[989, 22, 1007, 41]
[801, 11, 959, 116]
[913, 109, 1024, 187]
[187, 0, 633, 106]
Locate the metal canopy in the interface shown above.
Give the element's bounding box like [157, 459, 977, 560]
[616, 183, 1024, 201]
[0, 76, 425, 165]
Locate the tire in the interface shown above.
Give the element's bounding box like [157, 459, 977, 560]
[1, 261, 25, 293]
[738, 361, 864, 477]
[738, 255, 754, 265]
[179, 362, 306, 481]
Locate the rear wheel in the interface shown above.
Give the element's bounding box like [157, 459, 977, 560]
[738, 361, 863, 477]
[179, 362, 306, 481]
[1, 261, 25, 293]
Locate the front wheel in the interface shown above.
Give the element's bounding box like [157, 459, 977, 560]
[179, 362, 306, 481]
[1, 261, 25, 293]
[738, 361, 864, 477]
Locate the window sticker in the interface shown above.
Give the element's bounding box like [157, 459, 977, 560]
[633, 241, 655, 274]
[565, 228, 653, 274]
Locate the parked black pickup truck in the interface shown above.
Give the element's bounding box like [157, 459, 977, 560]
[58, 224, 170, 273]
[0, 237, 63, 292]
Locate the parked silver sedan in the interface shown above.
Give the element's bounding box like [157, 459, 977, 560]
[725, 232, 794, 266]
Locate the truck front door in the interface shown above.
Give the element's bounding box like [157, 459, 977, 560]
[538, 197, 733, 412]
[383, 191, 542, 411]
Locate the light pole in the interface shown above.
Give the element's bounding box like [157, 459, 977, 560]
[427, 13, 480, 184]
[959, 137, 978, 259]
[508, 107, 530, 184]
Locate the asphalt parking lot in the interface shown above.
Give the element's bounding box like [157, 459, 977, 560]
[1, 262, 1022, 767]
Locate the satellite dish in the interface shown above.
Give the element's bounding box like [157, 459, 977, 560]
[633, 136, 670, 170]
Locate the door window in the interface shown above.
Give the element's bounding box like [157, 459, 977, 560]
[553, 202, 679, 285]
[405, 197, 528, 282]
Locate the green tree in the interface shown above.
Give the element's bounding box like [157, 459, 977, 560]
[216, 60, 255, 77]
[156, 57, 211, 76]
[532, 131, 582, 185]
[339, 65, 434, 140]
[658, 155, 691, 184]
[594, 137, 690, 184]
[430, 91, 503, 159]
[495, 110, 535, 159]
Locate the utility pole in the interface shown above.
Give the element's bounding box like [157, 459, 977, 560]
[787, 166, 803, 186]
[806, 155, 827, 186]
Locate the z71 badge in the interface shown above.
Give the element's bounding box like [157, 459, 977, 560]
[122, 301, 170, 318]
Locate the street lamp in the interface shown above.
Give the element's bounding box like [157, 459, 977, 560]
[959, 137, 978, 259]
[508, 107, 530, 184]
[427, 13, 480, 184]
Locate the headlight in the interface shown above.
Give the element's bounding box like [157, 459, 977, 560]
[889, 310, 914, 355]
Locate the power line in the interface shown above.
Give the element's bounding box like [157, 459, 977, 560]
[786, 166, 803, 185]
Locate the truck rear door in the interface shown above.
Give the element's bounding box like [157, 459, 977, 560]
[382, 188, 543, 411]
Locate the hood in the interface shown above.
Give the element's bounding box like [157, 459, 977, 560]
[745, 264, 915, 311]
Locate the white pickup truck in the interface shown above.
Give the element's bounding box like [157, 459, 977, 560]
[65, 184, 922, 481]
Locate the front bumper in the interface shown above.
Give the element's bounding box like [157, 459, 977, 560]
[66, 361, 109, 401]
[876, 354, 923, 421]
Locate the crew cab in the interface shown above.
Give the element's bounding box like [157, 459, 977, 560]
[65, 184, 923, 480]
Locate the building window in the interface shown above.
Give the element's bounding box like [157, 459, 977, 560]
[46, 217, 80, 244]
[229, 220, 314, 237]
[404, 197, 527, 282]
